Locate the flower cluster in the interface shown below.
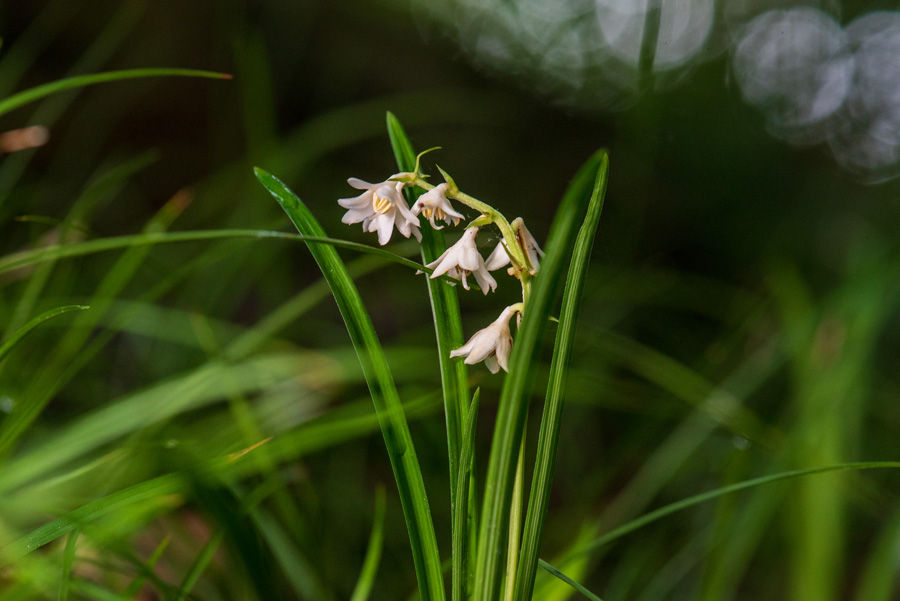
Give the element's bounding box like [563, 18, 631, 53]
[337, 163, 543, 373]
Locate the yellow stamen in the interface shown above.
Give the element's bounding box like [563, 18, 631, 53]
[372, 193, 393, 214]
[422, 207, 433, 218]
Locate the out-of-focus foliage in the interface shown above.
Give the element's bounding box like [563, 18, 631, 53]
[0, 1, 898, 600]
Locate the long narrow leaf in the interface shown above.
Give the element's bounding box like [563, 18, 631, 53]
[174, 533, 222, 601]
[386, 111, 470, 510]
[452, 389, 480, 601]
[514, 154, 609, 601]
[0, 229, 427, 275]
[350, 487, 387, 601]
[0, 68, 231, 118]
[538, 559, 605, 601]
[254, 167, 445, 601]
[561, 461, 900, 560]
[473, 151, 608, 601]
[0, 305, 88, 364]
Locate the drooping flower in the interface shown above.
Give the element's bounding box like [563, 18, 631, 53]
[411, 183, 464, 229]
[450, 306, 517, 373]
[338, 174, 421, 245]
[425, 227, 497, 294]
[485, 218, 544, 274]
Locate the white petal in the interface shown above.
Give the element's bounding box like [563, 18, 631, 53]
[429, 254, 458, 279]
[450, 331, 479, 357]
[425, 247, 453, 271]
[342, 207, 373, 225]
[464, 329, 498, 364]
[483, 355, 501, 374]
[440, 200, 465, 221]
[473, 266, 497, 295]
[338, 191, 372, 210]
[347, 177, 375, 190]
[373, 213, 396, 246]
[495, 333, 512, 371]
[485, 242, 511, 271]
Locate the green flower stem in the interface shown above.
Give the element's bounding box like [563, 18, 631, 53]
[502, 435, 527, 601]
[411, 177, 531, 276]
[411, 177, 534, 308]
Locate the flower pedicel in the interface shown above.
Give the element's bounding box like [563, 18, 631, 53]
[338, 157, 542, 372]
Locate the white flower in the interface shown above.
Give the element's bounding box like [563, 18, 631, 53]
[425, 227, 497, 294]
[450, 306, 516, 373]
[338, 174, 422, 245]
[411, 183, 465, 229]
[484, 218, 544, 274]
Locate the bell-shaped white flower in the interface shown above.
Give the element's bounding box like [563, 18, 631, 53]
[485, 218, 544, 274]
[450, 306, 516, 373]
[338, 174, 422, 245]
[411, 183, 465, 229]
[425, 227, 497, 294]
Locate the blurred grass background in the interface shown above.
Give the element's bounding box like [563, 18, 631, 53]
[1, 1, 899, 600]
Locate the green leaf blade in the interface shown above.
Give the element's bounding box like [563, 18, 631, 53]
[514, 153, 609, 601]
[386, 111, 470, 509]
[0, 68, 232, 118]
[0, 305, 89, 364]
[253, 167, 445, 601]
[473, 150, 608, 601]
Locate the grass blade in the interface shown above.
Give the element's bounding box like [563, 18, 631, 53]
[0, 229, 427, 276]
[349, 487, 387, 601]
[538, 559, 605, 601]
[254, 167, 446, 601]
[452, 389, 480, 601]
[0, 68, 231, 118]
[386, 111, 469, 510]
[124, 535, 170, 600]
[561, 461, 900, 560]
[514, 154, 609, 601]
[174, 532, 222, 601]
[473, 150, 608, 601]
[57, 529, 79, 601]
[2, 474, 182, 562]
[0, 305, 88, 364]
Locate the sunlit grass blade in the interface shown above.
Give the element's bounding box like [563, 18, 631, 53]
[2, 474, 182, 562]
[387, 111, 469, 510]
[452, 389, 480, 601]
[514, 152, 608, 601]
[254, 167, 445, 601]
[0, 68, 232, 118]
[538, 559, 604, 601]
[473, 150, 608, 601]
[560, 461, 900, 560]
[0, 353, 305, 493]
[0, 305, 88, 364]
[0, 195, 190, 459]
[350, 487, 387, 601]
[174, 532, 222, 601]
[57, 529, 79, 601]
[0, 229, 427, 276]
[124, 535, 170, 600]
